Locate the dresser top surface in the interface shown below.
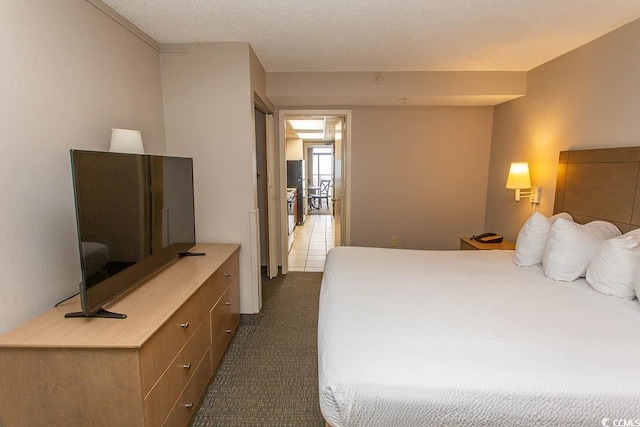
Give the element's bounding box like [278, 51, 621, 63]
[0, 243, 240, 349]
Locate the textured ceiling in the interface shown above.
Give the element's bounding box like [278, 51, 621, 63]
[101, 0, 640, 72]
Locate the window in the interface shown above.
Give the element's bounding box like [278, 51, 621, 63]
[311, 146, 332, 190]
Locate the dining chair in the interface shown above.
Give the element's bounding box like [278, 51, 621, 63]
[314, 179, 331, 209]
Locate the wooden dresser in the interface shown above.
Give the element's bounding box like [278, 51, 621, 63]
[0, 243, 240, 427]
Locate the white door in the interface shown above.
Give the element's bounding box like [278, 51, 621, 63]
[255, 108, 269, 272]
[333, 118, 345, 246]
[265, 114, 278, 278]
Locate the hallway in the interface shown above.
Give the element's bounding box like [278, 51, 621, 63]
[288, 215, 334, 272]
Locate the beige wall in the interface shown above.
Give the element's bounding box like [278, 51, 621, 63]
[286, 138, 303, 160]
[350, 106, 494, 249]
[161, 42, 266, 314]
[0, 0, 166, 334]
[485, 18, 640, 240]
[249, 46, 273, 111]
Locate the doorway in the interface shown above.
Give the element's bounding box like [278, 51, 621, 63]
[254, 99, 277, 284]
[306, 144, 333, 216]
[290, 139, 334, 272]
[279, 110, 351, 273]
[255, 107, 268, 271]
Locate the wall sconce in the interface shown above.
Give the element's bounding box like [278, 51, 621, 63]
[109, 128, 145, 154]
[506, 162, 541, 203]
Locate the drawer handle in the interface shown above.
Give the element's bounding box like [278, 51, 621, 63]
[182, 402, 194, 409]
[224, 272, 231, 277]
[181, 363, 191, 370]
[225, 302, 231, 306]
[179, 322, 189, 329]
[226, 329, 232, 334]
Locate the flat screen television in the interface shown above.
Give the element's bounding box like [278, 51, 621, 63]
[66, 149, 198, 319]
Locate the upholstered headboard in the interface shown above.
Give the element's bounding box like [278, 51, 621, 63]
[554, 146, 640, 233]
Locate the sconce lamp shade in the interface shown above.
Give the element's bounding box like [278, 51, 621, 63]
[506, 162, 531, 189]
[109, 128, 144, 154]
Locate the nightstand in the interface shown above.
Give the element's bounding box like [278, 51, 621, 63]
[459, 237, 515, 250]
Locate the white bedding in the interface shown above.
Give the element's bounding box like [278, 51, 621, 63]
[318, 246, 640, 427]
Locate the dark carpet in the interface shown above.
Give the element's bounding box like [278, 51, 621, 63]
[190, 272, 325, 427]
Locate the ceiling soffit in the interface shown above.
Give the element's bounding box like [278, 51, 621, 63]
[267, 71, 527, 107]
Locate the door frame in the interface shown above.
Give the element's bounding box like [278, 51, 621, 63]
[278, 109, 352, 274]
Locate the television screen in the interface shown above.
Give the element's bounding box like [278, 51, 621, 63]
[69, 150, 196, 318]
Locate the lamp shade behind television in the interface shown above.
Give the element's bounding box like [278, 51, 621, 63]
[68, 150, 196, 318]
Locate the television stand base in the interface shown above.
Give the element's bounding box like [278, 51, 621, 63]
[64, 309, 127, 319]
[179, 251, 206, 257]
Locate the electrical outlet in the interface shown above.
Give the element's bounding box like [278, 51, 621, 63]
[391, 236, 399, 247]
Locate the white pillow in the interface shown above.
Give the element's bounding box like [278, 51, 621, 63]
[542, 219, 621, 281]
[514, 212, 573, 267]
[586, 233, 640, 300]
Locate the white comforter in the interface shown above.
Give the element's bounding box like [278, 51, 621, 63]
[318, 247, 640, 427]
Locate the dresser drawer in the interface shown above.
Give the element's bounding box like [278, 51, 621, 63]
[220, 249, 239, 283]
[205, 275, 226, 311]
[228, 275, 240, 316]
[207, 250, 239, 303]
[140, 283, 210, 394]
[210, 277, 238, 339]
[144, 319, 211, 427]
[211, 311, 239, 371]
[162, 349, 213, 427]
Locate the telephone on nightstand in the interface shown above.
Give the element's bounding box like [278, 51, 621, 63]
[471, 232, 504, 243]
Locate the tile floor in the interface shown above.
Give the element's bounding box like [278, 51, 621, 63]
[288, 214, 335, 272]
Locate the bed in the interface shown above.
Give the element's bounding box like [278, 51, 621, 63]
[318, 147, 640, 427]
